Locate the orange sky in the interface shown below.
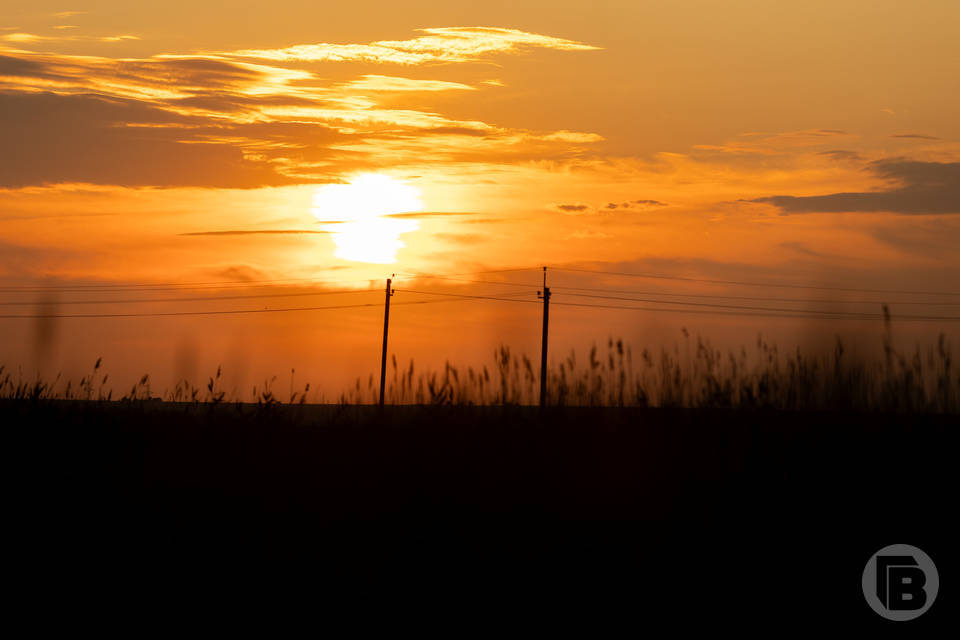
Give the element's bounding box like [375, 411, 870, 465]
[1, 1, 959, 397]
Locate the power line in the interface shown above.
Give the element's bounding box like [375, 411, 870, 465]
[552, 267, 960, 297]
[0, 301, 385, 319]
[0, 269, 541, 294]
[388, 273, 960, 307]
[9, 264, 954, 300]
[424, 267, 543, 277]
[0, 288, 379, 307]
[551, 301, 960, 322]
[0, 289, 535, 319]
[6, 285, 955, 321]
[0, 303, 387, 319]
[393, 272, 542, 289]
[560, 292, 885, 318]
[398, 265, 960, 298]
[4, 266, 957, 322]
[397, 289, 541, 305]
[551, 284, 960, 306]
[0, 276, 382, 293]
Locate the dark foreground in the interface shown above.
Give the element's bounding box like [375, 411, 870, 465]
[10, 400, 957, 629]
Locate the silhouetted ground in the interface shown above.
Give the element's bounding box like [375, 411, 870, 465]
[9, 400, 956, 628]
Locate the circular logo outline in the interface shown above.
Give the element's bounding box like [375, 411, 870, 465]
[862, 543, 939, 621]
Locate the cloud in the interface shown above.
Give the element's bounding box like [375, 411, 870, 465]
[227, 26, 599, 65]
[869, 218, 960, 256]
[779, 241, 824, 257]
[890, 133, 941, 140]
[817, 150, 863, 161]
[180, 230, 330, 236]
[0, 54, 46, 76]
[1, 32, 138, 43]
[552, 199, 666, 214]
[0, 240, 82, 276]
[567, 229, 612, 240]
[604, 199, 667, 210]
[550, 203, 591, 214]
[417, 126, 491, 137]
[458, 217, 514, 225]
[210, 265, 270, 282]
[0, 51, 305, 101]
[535, 130, 605, 143]
[694, 129, 856, 157]
[341, 75, 476, 92]
[0, 27, 602, 188]
[431, 232, 486, 245]
[752, 159, 960, 215]
[384, 211, 476, 219]
[0, 92, 299, 188]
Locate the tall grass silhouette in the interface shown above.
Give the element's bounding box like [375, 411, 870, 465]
[3, 324, 956, 413]
[333, 329, 955, 413]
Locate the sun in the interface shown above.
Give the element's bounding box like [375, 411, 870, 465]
[311, 174, 423, 264]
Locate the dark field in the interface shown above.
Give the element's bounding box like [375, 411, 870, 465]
[9, 398, 957, 628]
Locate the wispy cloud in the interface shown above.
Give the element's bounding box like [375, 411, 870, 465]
[567, 229, 612, 240]
[227, 27, 599, 64]
[551, 199, 666, 215]
[1, 32, 138, 43]
[779, 241, 824, 257]
[340, 75, 476, 92]
[752, 159, 960, 215]
[534, 130, 604, 143]
[694, 129, 856, 156]
[431, 232, 487, 245]
[384, 211, 477, 219]
[818, 150, 863, 161]
[180, 229, 330, 236]
[890, 133, 941, 140]
[0, 27, 604, 188]
[550, 203, 591, 214]
[603, 199, 667, 210]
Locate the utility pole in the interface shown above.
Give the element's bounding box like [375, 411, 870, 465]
[379, 276, 394, 407]
[538, 266, 550, 407]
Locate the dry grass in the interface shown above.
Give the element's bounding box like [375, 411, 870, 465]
[2, 326, 956, 413]
[335, 329, 956, 413]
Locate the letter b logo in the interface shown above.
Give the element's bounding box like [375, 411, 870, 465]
[863, 544, 939, 621]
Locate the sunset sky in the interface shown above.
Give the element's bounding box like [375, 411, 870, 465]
[2, 1, 959, 398]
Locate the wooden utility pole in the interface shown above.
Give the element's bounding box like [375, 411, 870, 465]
[379, 277, 394, 407]
[538, 267, 551, 407]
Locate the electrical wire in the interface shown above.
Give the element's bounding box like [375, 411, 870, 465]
[551, 267, 960, 297]
[550, 301, 960, 322]
[0, 269, 542, 294]
[559, 292, 885, 318]
[550, 284, 960, 306]
[0, 288, 379, 307]
[393, 273, 542, 289]
[396, 289, 541, 304]
[423, 267, 543, 277]
[0, 289, 536, 319]
[3, 265, 958, 323]
[0, 276, 385, 293]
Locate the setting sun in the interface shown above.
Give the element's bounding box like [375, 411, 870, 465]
[311, 174, 422, 264]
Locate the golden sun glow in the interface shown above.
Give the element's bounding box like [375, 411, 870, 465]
[311, 174, 422, 264]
